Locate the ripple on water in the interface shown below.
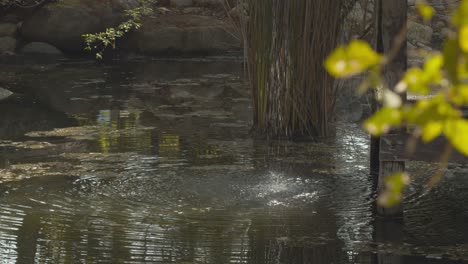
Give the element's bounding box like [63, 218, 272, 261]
[0, 59, 467, 263]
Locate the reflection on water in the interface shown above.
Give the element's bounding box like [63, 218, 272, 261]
[0, 57, 467, 263]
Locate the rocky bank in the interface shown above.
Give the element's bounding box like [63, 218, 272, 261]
[0, 0, 453, 57]
[0, 0, 240, 56]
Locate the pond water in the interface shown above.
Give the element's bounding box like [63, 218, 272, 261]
[0, 56, 467, 264]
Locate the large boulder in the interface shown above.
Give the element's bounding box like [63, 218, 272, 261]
[0, 36, 17, 54]
[20, 42, 64, 55]
[0, 23, 17, 37]
[407, 21, 434, 46]
[122, 15, 240, 55]
[20, 0, 139, 53]
[170, 0, 193, 7]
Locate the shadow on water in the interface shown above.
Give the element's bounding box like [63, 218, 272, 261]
[0, 57, 467, 263]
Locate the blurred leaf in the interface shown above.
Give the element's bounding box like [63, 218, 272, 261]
[460, 25, 468, 52]
[423, 54, 444, 83]
[378, 172, 410, 208]
[325, 40, 381, 78]
[452, 84, 468, 105]
[417, 2, 434, 21]
[443, 38, 459, 83]
[444, 119, 468, 155]
[403, 68, 429, 95]
[422, 121, 443, 142]
[453, 0, 468, 26]
[364, 107, 402, 135]
[383, 89, 403, 108]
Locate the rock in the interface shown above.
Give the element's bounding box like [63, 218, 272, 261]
[0, 36, 17, 54]
[20, 0, 140, 53]
[228, 4, 246, 20]
[441, 27, 452, 38]
[194, 0, 225, 7]
[435, 20, 446, 30]
[171, 0, 193, 7]
[0, 23, 17, 37]
[20, 42, 64, 55]
[407, 21, 434, 45]
[0, 87, 13, 101]
[182, 7, 204, 14]
[122, 15, 240, 55]
[1, 14, 21, 23]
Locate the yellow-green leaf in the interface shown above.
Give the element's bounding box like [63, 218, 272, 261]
[417, 2, 434, 21]
[452, 85, 468, 105]
[378, 172, 410, 208]
[443, 38, 459, 83]
[453, 0, 468, 26]
[423, 54, 444, 83]
[325, 40, 381, 78]
[403, 68, 429, 95]
[459, 25, 468, 52]
[444, 119, 468, 155]
[364, 107, 402, 136]
[422, 121, 443, 142]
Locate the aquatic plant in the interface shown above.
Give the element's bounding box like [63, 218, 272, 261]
[240, 0, 354, 138]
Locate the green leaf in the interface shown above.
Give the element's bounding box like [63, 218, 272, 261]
[453, 0, 468, 26]
[460, 25, 468, 52]
[403, 68, 429, 95]
[443, 38, 459, 83]
[325, 40, 381, 78]
[417, 2, 435, 21]
[364, 107, 402, 136]
[444, 119, 468, 155]
[423, 54, 444, 83]
[422, 121, 443, 142]
[452, 85, 468, 105]
[378, 172, 410, 208]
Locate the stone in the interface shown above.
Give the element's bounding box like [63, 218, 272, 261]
[0, 23, 17, 37]
[0, 87, 13, 101]
[170, 0, 193, 7]
[441, 27, 452, 38]
[20, 42, 64, 55]
[1, 14, 21, 23]
[435, 21, 446, 30]
[0, 36, 17, 54]
[20, 0, 140, 53]
[228, 4, 246, 20]
[182, 7, 203, 14]
[194, 0, 225, 7]
[122, 15, 240, 55]
[407, 21, 434, 45]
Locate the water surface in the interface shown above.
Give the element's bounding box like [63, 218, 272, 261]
[0, 56, 467, 263]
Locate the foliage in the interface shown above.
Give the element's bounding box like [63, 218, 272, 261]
[325, 0, 468, 206]
[82, 0, 155, 59]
